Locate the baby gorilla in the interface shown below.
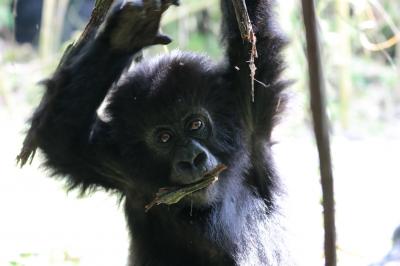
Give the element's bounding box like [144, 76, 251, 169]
[21, 0, 290, 265]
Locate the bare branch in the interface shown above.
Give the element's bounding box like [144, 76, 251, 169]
[301, 1, 337, 265]
[231, 0, 257, 102]
[17, 0, 116, 167]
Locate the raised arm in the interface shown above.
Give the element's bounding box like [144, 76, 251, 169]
[20, 0, 177, 192]
[221, 0, 287, 139]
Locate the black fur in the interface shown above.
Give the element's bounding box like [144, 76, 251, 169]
[26, 0, 290, 265]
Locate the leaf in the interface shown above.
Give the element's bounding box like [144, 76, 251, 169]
[144, 164, 227, 212]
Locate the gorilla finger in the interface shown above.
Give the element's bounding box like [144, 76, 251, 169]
[123, 0, 143, 8]
[153, 33, 172, 45]
[118, 0, 144, 15]
[143, 0, 162, 10]
[162, 0, 180, 6]
[160, 0, 179, 11]
[171, 0, 180, 6]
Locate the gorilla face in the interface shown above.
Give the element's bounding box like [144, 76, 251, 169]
[113, 103, 236, 206]
[145, 108, 221, 204]
[106, 53, 242, 207]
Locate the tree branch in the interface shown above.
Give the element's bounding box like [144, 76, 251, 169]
[301, 1, 337, 265]
[231, 0, 257, 102]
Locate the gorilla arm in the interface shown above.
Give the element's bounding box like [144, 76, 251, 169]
[221, 0, 288, 204]
[18, 0, 178, 192]
[221, 0, 287, 139]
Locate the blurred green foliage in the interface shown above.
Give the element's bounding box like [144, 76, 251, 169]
[1, 0, 399, 136]
[0, 0, 13, 29]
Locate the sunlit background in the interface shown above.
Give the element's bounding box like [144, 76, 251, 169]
[0, 0, 399, 265]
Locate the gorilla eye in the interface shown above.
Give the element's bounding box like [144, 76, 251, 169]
[158, 132, 172, 143]
[189, 119, 203, 131]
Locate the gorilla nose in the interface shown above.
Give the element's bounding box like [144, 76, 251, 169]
[171, 140, 218, 184]
[176, 151, 208, 174]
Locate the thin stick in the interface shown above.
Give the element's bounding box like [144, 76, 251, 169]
[17, 0, 116, 167]
[231, 0, 257, 102]
[301, 1, 337, 266]
[58, 0, 116, 68]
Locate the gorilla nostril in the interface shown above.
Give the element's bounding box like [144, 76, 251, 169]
[177, 161, 192, 172]
[193, 152, 207, 168]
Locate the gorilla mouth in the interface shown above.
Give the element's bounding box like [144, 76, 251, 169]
[145, 164, 227, 212]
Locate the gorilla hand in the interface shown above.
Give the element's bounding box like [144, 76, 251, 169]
[101, 0, 179, 51]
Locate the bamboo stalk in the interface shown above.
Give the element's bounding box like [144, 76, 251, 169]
[54, 0, 70, 49]
[39, 0, 57, 57]
[335, 0, 352, 129]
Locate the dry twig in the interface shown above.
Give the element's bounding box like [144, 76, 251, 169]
[145, 164, 227, 212]
[231, 0, 258, 102]
[17, 0, 116, 167]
